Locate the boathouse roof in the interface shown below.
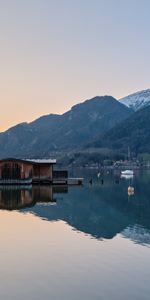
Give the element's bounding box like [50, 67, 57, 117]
[0, 158, 56, 164]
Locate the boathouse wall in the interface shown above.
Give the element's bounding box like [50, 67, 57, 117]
[32, 164, 53, 182]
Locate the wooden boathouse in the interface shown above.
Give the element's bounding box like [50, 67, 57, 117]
[0, 158, 83, 185]
[0, 158, 57, 184]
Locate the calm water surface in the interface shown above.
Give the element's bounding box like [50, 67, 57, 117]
[0, 169, 150, 300]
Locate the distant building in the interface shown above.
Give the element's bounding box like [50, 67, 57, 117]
[0, 158, 56, 184]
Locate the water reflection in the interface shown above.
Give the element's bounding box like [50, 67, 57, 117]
[0, 186, 68, 210]
[1, 171, 150, 246]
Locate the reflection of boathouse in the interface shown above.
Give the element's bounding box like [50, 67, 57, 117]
[0, 186, 68, 210]
[0, 158, 56, 184]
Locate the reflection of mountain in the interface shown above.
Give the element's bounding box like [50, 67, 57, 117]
[1, 173, 150, 246]
[29, 188, 129, 239]
[26, 174, 150, 245]
[122, 226, 150, 246]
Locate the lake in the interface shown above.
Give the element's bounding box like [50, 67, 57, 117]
[0, 169, 150, 300]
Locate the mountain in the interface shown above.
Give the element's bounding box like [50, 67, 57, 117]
[92, 105, 150, 155]
[119, 89, 150, 111]
[0, 96, 132, 158]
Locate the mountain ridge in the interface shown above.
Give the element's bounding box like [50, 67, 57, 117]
[0, 95, 132, 158]
[119, 88, 150, 111]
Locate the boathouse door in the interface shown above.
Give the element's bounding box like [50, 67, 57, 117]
[1, 163, 21, 180]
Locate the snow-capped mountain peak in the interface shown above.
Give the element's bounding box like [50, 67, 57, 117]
[119, 89, 150, 111]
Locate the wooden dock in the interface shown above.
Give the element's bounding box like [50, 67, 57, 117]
[53, 177, 84, 186]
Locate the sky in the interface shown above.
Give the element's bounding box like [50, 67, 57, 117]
[0, 0, 150, 131]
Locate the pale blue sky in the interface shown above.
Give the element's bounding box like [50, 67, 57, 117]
[0, 0, 150, 130]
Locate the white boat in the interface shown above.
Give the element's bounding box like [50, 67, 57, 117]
[121, 172, 134, 179]
[121, 170, 134, 176]
[121, 170, 134, 180]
